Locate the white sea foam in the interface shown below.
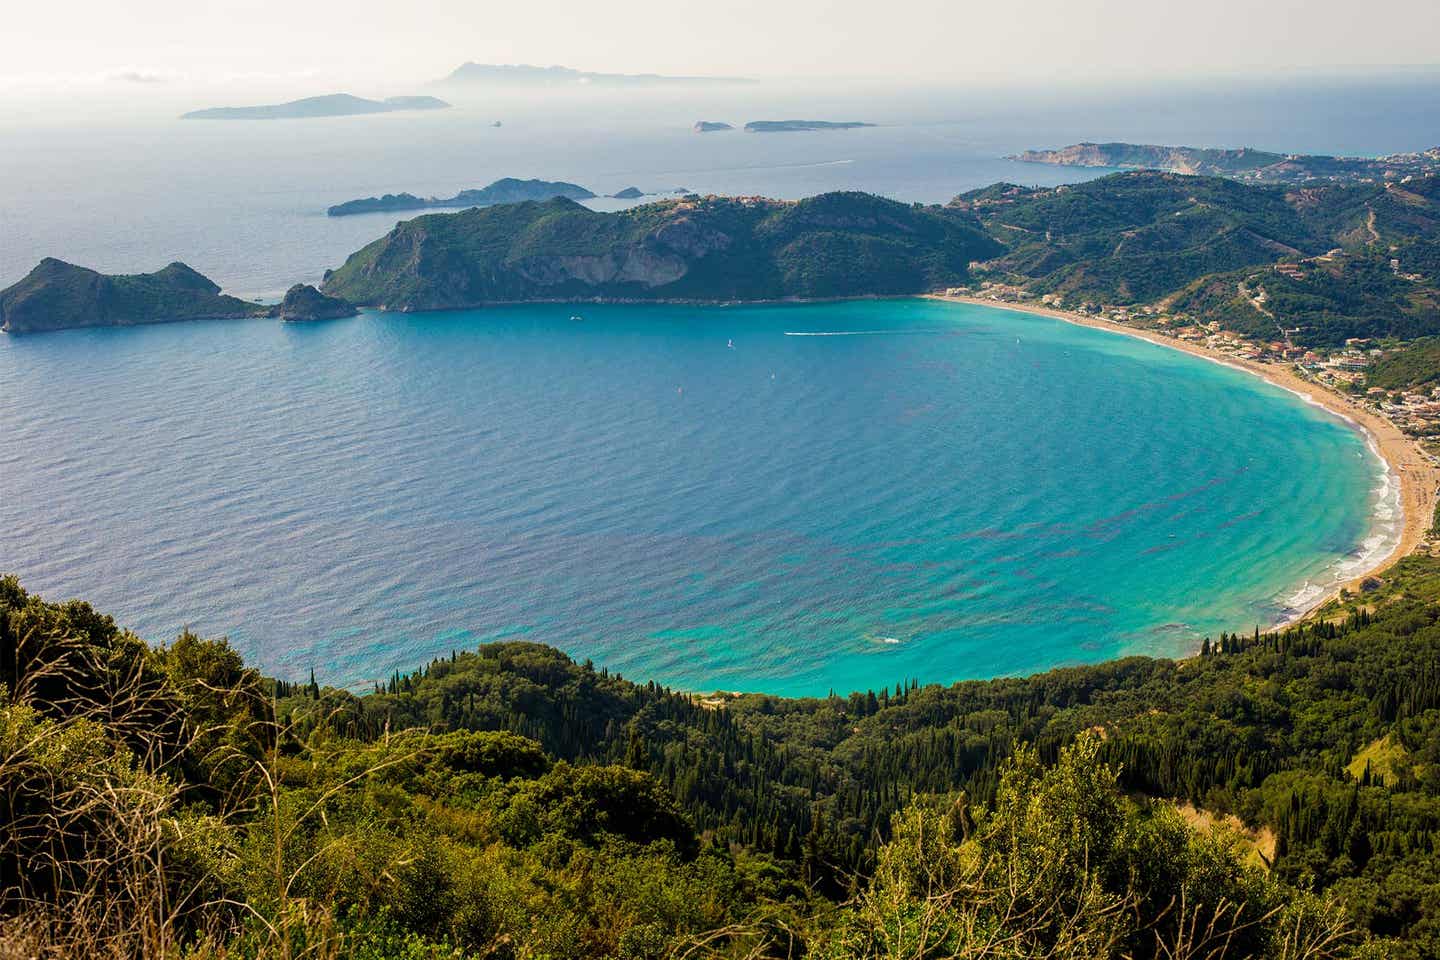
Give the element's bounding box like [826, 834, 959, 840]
[1274, 432, 1403, 625]
[1147, 359, 1406, 628]
[938, 297, 1408, 633]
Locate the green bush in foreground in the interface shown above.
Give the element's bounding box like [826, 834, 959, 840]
[5, 564, 1440, 957]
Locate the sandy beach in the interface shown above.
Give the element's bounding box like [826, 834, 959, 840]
[925, 293, 1440, 618]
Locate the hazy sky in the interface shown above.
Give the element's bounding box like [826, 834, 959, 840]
[4, 0, 1438, 95]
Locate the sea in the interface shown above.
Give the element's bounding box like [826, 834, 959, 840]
[0, 298, 1392, 696]
[0, 74, 1429, 694]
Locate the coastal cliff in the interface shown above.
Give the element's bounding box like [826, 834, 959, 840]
[0, 259, 271, 333]
[320, 192, 1000, 310]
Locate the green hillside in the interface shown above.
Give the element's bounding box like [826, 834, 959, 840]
[0, 258, 271, 333]
[321, 192, 1001, 310]
[7, 557, 1440, 957]
[959, 172, 1440, 345]
[953, 171, 1322, 303]
[321, 170, 1440, 349]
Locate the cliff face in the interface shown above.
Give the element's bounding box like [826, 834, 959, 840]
[0, 259, 271, 333]
[320, 192, 1001, 310]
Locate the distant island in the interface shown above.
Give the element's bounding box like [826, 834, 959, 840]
[320, 191, 999, 310]
[326, 178, 597, 217]
[608, 186, 691, 200]
[693, 121, 733, 133]
[1011, 141, 1440, 184]
[181, 94, 450, 120]
[744, 120, 875, 133]
[0, 259, 273, 333]
[437, 63, 751, 87]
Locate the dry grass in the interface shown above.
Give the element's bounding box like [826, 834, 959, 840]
[0, 621, 420, 960]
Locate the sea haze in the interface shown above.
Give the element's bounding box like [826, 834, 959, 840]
[2, 75, 1438, 297]
[0, 299, 1386, 696]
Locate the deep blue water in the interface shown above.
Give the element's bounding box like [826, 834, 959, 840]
[0, 299, 1390, 695]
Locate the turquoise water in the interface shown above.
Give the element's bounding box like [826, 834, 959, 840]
[0, 299, 1389, 696]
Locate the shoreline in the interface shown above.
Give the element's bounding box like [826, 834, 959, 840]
[925, 293, 1440, 627]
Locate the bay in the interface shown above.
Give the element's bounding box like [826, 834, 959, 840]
[0, 298, 1386, 695]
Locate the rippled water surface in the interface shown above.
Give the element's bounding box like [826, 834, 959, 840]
[0, 299, 1386, 695]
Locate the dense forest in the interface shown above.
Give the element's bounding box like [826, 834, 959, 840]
[5, 554, 1440, 958]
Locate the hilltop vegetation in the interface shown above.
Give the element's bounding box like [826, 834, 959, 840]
[0, 258, 271, 333]
[1369, 338, 1440, 390]
[6, 555, 1440, 957]
[953, 171, 1321, 303]
[959, 172, 1440, 346]
[322, 192, 1000, 310]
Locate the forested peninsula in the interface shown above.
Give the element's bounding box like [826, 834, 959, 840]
[9, 170, 1440, 350]
[7, 555, 1440, 957]
[320, 191, 999, 309]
